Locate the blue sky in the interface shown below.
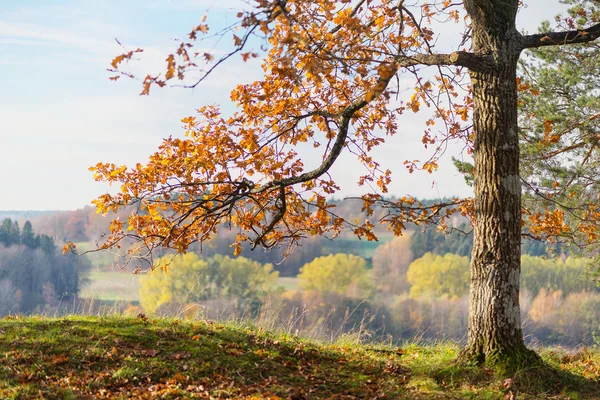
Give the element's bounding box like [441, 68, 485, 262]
[0, 1, 567, 210]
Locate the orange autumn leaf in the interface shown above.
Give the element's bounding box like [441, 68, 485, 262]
[93, 0, 595, 277]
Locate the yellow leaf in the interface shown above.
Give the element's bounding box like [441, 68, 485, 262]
[543, 119, 555, 135]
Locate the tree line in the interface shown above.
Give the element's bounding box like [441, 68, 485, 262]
[134, 247, 599, 347]
[0, 218, 89, 315]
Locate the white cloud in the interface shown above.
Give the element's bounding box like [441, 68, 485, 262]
[147, 0, 250, 11]
[0, 21, 116, 54]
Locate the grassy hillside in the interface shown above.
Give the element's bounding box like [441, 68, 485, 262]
[0, 316, 599, 399]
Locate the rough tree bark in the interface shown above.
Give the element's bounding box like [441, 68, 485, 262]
[462, 0, 600, 367]
[464, 5, 532, 366]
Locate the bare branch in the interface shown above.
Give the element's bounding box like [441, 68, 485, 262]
[521, 23, 600, 49]
[251, 186, 287, 249]
[395, 51, 496, 72]
[258, 98, 369, 192]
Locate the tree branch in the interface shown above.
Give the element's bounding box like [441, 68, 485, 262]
[251, 186, 286, 249]
[250, 51, 493, 194]
[258, 98, 368, 191]
[395, 51, 496, 72]
[521, 23, 600, 49]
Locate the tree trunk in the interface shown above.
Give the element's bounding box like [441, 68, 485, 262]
[462, 15, 538, 369]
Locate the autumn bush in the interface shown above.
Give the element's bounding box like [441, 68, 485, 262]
[388, 294, 469, 341]
[406, 252, 470, 298]
[139, 252, 278, 315]
[297, 253, 374, 299]
[524, 289, 600, 347]
[372, 235, 413, 299]
[521, 255, 596, 296]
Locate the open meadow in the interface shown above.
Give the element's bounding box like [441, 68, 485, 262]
[79, 269, 300, 302]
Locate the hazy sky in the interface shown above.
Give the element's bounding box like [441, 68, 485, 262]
[0, 1, 568, 210]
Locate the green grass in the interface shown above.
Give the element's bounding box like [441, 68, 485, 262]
[0, 316, 599, 399]
[277, 277, 299, 291]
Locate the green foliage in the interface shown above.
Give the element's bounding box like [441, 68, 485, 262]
[139, 253, 278, 314]
[0, 219, 20, 246]
[410, 226, 552, 259]
[521, 255, 596, 296]
[405, 253, 594, 300]
[518, 1, 600, 250]
[297, 253, 374, 298]
[406, 253, 470, 298]
[409, 226, 473, 260]
[451, 158, 474, 187]
[20, 221, 39, 248]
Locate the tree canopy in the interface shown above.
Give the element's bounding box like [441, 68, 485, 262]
[298, 253, 373, 298]
[406, 252, 470, 298]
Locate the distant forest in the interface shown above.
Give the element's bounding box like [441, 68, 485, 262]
[5, 198, 554, 277]
[0, 218, 89, 315]
[1, 199, 596, 347]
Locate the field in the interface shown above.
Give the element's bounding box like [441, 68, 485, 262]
[276, 277, 300, 291]
[80, 270, 142, 302]
[80, 270, 300, 302]
[76, 242, 120, 269]
[1, 316, 599, 399]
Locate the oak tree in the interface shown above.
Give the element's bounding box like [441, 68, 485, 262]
[88, 0, 600, 367]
